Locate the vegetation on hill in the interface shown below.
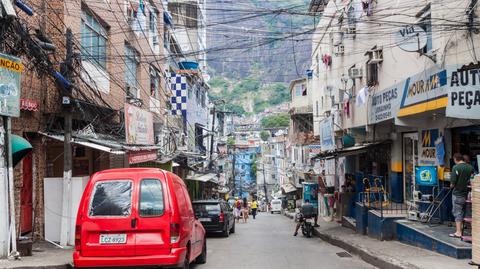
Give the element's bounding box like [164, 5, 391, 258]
[261, 114, 290, 128]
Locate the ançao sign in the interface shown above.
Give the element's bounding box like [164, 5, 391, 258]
[446, 65, 480, 119]
[0, 53, 23, 117]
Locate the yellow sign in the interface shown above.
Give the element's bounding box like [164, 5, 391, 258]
[0, 57, 24, 72]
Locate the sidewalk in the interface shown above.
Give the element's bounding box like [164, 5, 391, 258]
[283, 211, 471, 269]
[0, 242, 72, 269]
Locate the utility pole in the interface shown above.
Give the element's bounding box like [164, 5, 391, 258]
[231, 145, 236, 196]
[60, 28, 73, 247]
[262, 162, 269, 204]
[209, 105, 215, 169]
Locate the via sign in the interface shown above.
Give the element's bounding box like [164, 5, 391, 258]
[395, 25, 428, 52]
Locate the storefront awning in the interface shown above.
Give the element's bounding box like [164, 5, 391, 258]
[39, 132, 161, 155]
[186, 173, 218, 183]
[281, 183, 297, 194]
[313, 140, 391, 159]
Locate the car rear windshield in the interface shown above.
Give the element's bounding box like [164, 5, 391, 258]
[89, 181, 132, 217]
[193, 203, 221, 214]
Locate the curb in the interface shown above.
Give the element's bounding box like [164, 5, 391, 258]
[3, 265, 72, 269]
[283, 213, 419, 269]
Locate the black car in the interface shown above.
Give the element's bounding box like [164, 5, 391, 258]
[193, 200, 235, 237]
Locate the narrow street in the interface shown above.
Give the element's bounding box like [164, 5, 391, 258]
[195, 213, 375, 269]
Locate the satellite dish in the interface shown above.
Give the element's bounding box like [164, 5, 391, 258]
[395, 25, 428, 52]
[340, 75, 354, 90]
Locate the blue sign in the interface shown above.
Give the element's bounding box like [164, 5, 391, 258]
[415, 166, 438, 186]
[303, 183, 319, 209]
[320, 117, 335, 151]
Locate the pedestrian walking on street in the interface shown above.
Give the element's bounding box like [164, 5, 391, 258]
[242, 199, 249, 223]
[449, 153, 474, 238]
[251, 199, 258, 219]
[234, 199, 242, 223]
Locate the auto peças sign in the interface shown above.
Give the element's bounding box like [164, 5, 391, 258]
[446, 64, 480, 119]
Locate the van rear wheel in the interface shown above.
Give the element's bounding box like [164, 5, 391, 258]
[195, 239, 207, 264]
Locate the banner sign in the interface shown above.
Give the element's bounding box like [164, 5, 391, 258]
[307, 144, 321, 158]
[125, 103, 154, 145]
[419, 129, 440, 166]
[320, 116, 335, 151]
[369, 84, 401, 124]
[303, 183, 319, 209]
[446, 65, 480, 119]
[0, 53, 23, 117]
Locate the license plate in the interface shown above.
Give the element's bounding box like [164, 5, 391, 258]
[305, 219, 314, 224]
[99, 234, 127, 244]
[199, 218, 211, 222]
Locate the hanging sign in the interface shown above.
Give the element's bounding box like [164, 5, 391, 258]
[320, 116, 335, 151]
[128, 150, 157, 164]
[0, 53, 23, 117]
[446, 64, 480, 119]
[125, 103, 154, 145]
[418, 129, 440, 166]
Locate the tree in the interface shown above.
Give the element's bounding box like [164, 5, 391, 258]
[261, 114, 290, 128]
[260, 130, 270, 141]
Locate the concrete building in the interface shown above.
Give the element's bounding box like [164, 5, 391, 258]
[307, 0, 480, 258]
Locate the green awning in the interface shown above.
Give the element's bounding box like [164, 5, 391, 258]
[12, 135, 32, 166]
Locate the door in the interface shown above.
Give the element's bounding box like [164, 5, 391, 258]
[403, 133, 418, 202]
[182, 186, 202, 258]
[135, 178, 171, 256]
[20, 153, 33, 234]
[81, 180, 136, 257]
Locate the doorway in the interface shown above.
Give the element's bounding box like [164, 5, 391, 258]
[403, 133, 418, 202]
[20, 152, 33, 234]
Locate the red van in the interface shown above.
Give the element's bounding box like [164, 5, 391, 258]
[73, 168, 206, 268]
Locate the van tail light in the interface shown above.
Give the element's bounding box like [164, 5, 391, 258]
[170, 223, 180, 244]
[75, 225, 81, 251]
[219, 212, 225, 223]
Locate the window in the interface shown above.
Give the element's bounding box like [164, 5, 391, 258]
[125, 44, 139, 96]
[417, 6, 432, 53]
[302, 84, 307, 96]
[366, 63, 378, 86]
[150, 66, 160, 99]
[185, 3, 198, 28]
[89, 181, 132, 217]
[139, 179, 165, 217]
[81, 10, 108, 69]
[295, 84, 302, 96]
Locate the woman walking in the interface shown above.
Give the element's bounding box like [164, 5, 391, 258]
[242, 199, 249, 223]
[234, 199, 242, 223]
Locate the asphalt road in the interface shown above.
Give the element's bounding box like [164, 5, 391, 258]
[193, 212, 376, 269]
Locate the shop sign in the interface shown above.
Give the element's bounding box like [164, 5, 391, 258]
[398, 67, 448, 117]
[446, 65, 480, 119]
[128, 150, 157, 164]
[418, 129, 441, 166]
[320, 116, 335, 151]
[369, 84, 401, 124]
[307, 144, 321, 158]
[395, 25, 428, 52]
[20, 99, 39, 111]
[0, 53, 23, 117]
[125, 103, 154, 145]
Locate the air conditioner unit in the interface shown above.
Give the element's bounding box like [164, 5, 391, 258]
[346, 27, 356, 35]
[348, 67, 363, 78]
[334, 44, 345, 56]
[126, 85, 140, 99]
[369, 49, 383, 64]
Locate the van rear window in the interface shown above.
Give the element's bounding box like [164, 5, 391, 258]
[139, 179, 165, 217]
[89, 181, 132, 217]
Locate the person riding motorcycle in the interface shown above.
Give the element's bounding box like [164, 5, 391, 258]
[293, 200, 315, 236]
